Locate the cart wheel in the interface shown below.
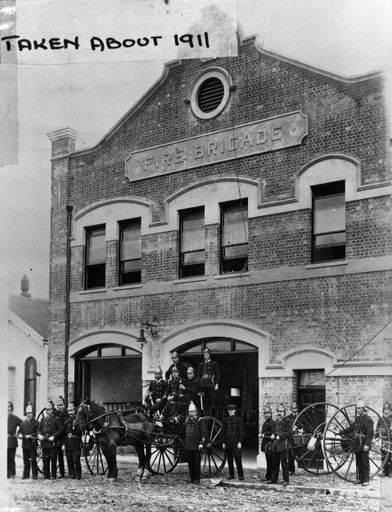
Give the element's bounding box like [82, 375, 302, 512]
[148, 436, 183, 475]
[35, 408, 47, 475]
[83, 431, 108, 475]
[200, 416, 226, 477]
[323, 404, 390, 482]
[291, 402, 339, 475]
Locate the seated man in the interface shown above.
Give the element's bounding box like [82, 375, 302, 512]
[181, 367, 201, 409]
[145, 369, 167, 419]
[165, 351, 188, 382]
[161, 367, 183, 422]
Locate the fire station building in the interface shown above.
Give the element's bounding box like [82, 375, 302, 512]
[47, 32, 392, 436]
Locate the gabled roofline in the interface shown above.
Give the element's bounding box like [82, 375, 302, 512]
[8, 312, 47, 348]
[70, 31, 383, 158]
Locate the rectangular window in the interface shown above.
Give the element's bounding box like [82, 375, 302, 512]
[119, 219, 141, 285]
[179, 207, 205, 278]
[85, 225, 106, 289]
[220, 199, 248, 273]
[312, 181, 345, 263]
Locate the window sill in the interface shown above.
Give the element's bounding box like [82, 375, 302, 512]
[173, 276, 207, 284]
[306, 260, 348, 269]
[113, 284, 143, 291]
[214, 272, 250, 280]
[80, 288, 107, 295]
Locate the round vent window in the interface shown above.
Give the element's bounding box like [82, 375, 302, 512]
[190, 68, 232, 120]
[198, 77, 225, 113]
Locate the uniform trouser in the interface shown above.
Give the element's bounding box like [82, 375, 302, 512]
[226, 447, 243, 478]
[56, 444, 65, 476]
[186, 450, 201, 482]
[201, 388, 215, 408]
[356, 450, 370, 482]
[271, 449, 289, 483]
[288, 447, 295, 473]
[381, 448, 391, 475]
[42, 447, 57, 479]
[66, 448, 82, 478]
[7, 448, 16, 478]
[150, 398, 165, 415]
[22, 448, 38, 478]
[264, 451, 273, 480]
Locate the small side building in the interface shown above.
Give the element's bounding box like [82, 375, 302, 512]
[7, 275, 48, 417]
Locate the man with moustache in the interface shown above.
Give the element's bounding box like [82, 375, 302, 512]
[259, 406, 275, 483]
[269, 404, 292, 486]
[18, 403, 39, 479]
[38, 401, 63, 480]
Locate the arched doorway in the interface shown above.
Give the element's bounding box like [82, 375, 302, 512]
[74, 343, 142, 409]
[178, 337, 258, 448]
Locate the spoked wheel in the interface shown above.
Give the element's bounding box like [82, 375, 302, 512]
[83, 431, 108, 475]
[200, 416, 226, 477]
[323, 404, 390, 482]
[148, 436, 183, 475]
[292, 402, 339, 475]
[36, 408, 47, 475]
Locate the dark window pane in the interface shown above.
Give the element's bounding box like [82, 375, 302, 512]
[119, 219, 141, 285]
[86, 263, 106, 288]
[312, 182, 346, 263]
[221, 200, 248, 274]
[85, 226, 106, 289]
[180, 207, 205, 278]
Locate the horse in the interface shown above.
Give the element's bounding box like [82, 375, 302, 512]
[74, 400, 155, 481]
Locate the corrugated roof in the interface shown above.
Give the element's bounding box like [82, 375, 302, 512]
[8, 294, 49, 339]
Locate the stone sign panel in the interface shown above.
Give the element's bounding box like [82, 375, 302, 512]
[125, 111, 307, 181]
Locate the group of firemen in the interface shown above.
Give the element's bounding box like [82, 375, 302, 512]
[7, 347, 392, 486]
[7, 398, 82, 480]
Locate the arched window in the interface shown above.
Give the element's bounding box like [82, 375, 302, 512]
[24, 357, 37, 413]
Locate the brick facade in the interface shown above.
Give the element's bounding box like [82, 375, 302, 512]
[48, 35, 392, 420]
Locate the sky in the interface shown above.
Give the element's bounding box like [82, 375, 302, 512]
[1, 0, 392, 300]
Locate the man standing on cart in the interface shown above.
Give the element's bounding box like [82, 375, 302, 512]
[197, 348, 220, 408]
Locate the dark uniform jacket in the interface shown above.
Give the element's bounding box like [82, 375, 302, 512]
[222, 415, 244, 449]
[197, 360, 220, 388]
[273, 417, 292, 453]
[148, 379, 167, 402]
[261, 417, 275, 452]
[165, 377, 183, 399]
[165, 361, 188, 382]
[8, 414, 22, 449]
[182, 378, 201, 404]
[63, 417, 83, 451]
[55, 410, 69, 442]
[19, 418, 39, 450]
[340, 413, 374, 450]
[38, 414, 63, 448]
[184, 417, 206, 451]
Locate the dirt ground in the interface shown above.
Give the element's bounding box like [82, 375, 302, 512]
[4, 454, 386, 512]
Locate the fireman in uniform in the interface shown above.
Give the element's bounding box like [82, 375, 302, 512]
[7, 401, 22, 478]
[259, 406, 275, 483]
[161, 366, 183, 422]
[339, 398, 374, 486]
[54, 396, 69, 478]
[197, 348, 220, 408]
[270, 404, 292, 486]
[184, 401, 206, 484]
[181, 366, 201, 409]
[165, 351, 188, 382]
[222, 404, 244, 480]
[18, 403, 39, 479]
[64, 402, 83, 479]
[145, 369, 167, 418]
[38, 401, 64, 479]
[286, 401, 299, 474]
